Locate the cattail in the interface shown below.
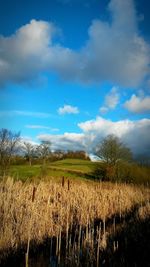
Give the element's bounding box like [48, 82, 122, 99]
[0, 176, 149, 266]
[78, 224, 82, 250]
[32, 186, 36, 202]
[113, 217, 116, 234]
[62, 176, 65, 187]
[56, 234, 59, 256]
[58, 228, 61, 264]
[67, 179, 70, 191]
[25, 238, 30, 267]
[97, 224, 101, 267]
[113, 240, 119, 252]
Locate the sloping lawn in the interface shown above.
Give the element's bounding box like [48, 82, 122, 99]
[9, 159, 97, 182]
[50, 158, 96, 173]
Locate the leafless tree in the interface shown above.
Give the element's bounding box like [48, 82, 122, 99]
[37, 141, 51, 165]
[0, 128, 20, 174]
[23, 142, 35, 166]
[96, 135, 132, 165]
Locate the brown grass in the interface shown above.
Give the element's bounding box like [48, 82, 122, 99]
[0, 176, 150, 265]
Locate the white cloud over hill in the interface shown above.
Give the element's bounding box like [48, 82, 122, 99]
[38, 117, 150, 156]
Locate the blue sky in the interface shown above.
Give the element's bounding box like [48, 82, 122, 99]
[0, 0, 150, 156]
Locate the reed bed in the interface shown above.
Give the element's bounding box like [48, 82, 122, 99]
[0, 177, 150, 266]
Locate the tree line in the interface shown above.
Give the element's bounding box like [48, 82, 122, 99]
[0, 128, 89, 174]
[0, 128, 132, 168]
[0, 128, 149, 183]
[0, 128, 51, 173]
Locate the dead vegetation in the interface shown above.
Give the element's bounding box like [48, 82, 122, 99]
[0, 177, 150, 266]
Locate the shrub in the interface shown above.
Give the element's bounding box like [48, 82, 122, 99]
[93, 161, 150, 184]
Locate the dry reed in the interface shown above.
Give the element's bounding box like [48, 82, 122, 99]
[0, 176, 150, 265]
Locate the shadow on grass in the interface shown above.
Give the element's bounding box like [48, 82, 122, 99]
[1, 202, 150, 267]
[100, 214, 150, 267]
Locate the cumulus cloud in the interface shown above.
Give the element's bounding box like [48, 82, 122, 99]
[0, 20, 55, 85]
[78, 116, 150, 155]
[58, 105, 79, 114]
[78, 117, 131, 138]
[0, 0, 149, 87]
[79, 0, 149, 87]
[37, 116, 150, 156]
[105, 87, 119, 108]
[124, 94, 150, 113]
[0, 19, 78, 86]
[20, 136, 38, 146]
[100, 87, 119, 113]
[38, 132, 86, 151]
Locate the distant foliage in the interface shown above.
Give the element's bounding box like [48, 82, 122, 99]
[93, 161, 150, 184]
[63, 150, 89, 160]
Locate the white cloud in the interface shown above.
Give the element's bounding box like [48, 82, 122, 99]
[37, 116, 150, 156]
[100, 87, 119, 113]
[20, 136, 39, 146]
[0, 20, 54, 85]
[25, 125, 59, 131]
[99, 106, 108, 114]
[78, 0, 149, 87]
[0, 19, 78, 86]
[105, 87, 119, 109]
[78, 116, 131, 137]
[0, 0, 149, 87]
[38, 132, 86, 151]
[78, 116, 150, 155]
[124, 94, 150, 113]
[58, 105, 79, 115]
[0, 110, 51, 118]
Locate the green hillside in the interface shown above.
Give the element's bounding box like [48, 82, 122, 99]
[10, 159, 97, 182]
[50, 158, 96, 172]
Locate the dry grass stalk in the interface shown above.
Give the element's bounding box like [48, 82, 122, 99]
[0, 176, 150, 264]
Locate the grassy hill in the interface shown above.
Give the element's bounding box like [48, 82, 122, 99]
[8, 158, 150, 184]
[50, 158, 96, 172]
[10, 159, 97, 181]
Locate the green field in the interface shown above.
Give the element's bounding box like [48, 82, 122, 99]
[50, 158, 96, 172]
[8, 158, 150, 184]
[10, 159, 97, 182]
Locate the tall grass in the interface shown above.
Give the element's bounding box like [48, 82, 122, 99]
[0, 177, 150, 265]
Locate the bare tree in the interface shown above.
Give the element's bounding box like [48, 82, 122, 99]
[37, 141, 51, 165]
[23, 142, 35, 166]
[94, 135, 132, 181]
[0, 128, 20, 174]
[96, 135, 132, 165]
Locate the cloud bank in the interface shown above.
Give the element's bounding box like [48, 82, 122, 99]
[38, 117, 150, 156]
[0, 0, 149, 87]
